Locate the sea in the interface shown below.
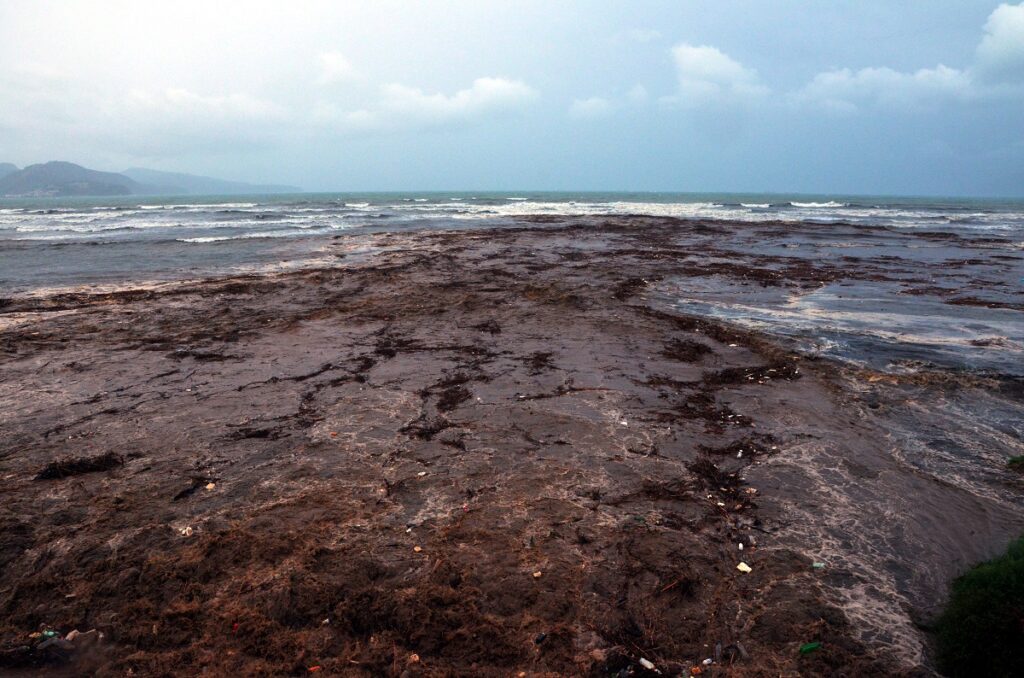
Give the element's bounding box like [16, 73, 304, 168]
[2, 191, 1022, 376]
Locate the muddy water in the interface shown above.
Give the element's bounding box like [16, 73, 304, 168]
[655, 218, 1024, 666]
[1, 216, 1020, 675]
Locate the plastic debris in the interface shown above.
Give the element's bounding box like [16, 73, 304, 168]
[42, 630, 59, 638]
[690, 667, 702, 676]
[639, 657, 655, 670]
[308, 666, 322, 673]
[408, 653, 421, 664]
[799, 641, 821, 655]
[532, 571, 543, 578]
[702, 658, 713, 665]
[417, 471, 427, 477]
[534, 632, 547, 644]
[738, 543, 744, 551]
[65, 629, 100, 645]
[205, 482, 216, 491]
[180, 526, 193, 537]
[812, 562, 826, 569]
[736, 562, 752, 573]
[413, 546, 423, 553]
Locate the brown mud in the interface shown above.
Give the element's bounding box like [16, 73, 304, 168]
[1, 219, 1020, 676]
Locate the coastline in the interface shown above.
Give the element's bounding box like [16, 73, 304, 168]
[1, 219, 1021, 675]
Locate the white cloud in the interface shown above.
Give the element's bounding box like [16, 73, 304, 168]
[378, 77, 536, 120]
[316, 51, 358, 85]
[569, 96, 613, 119]
[973, 2, 1024, 83]
[796, 2, 1024, 111]
[663, 43, 769, 107]
[316, 77, 538, 133]
[796, 64, 971, 112]
[109, 88, 290, 153]
[124, 88, 288, 121]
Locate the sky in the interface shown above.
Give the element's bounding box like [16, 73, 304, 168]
[1, 1, 1022, 196]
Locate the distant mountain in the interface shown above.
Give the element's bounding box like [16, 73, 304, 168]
[0, 161, 140, 197]
[123, 167, 299, 196]
[0, 161, 301, 198]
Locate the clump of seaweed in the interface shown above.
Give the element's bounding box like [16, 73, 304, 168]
[35, 452, 123, 480]
[934, 536, 1024, 677]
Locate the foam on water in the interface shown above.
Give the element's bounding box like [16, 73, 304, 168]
[2, 191, 1022, 291]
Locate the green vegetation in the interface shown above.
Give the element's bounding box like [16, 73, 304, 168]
[1008, 455, 1024, 472]
[934, 537, 1024, 676]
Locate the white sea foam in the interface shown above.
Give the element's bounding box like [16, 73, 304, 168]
[791, 201, 846, 208]
[741, 203, 771, 208]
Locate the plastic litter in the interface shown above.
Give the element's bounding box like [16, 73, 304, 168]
[799, 641, 821, 655]
[532, 571, 543, 578]
[702, 657, 713, 665]
[639, 657, 655, 670]
[534, 632, 547, 644]
[408, 653, 421, 663]
[205, 482, 216, 491]
[413, 546, 423, 553]
[180, 526, 193, 537]
[417, 471, 427, 477]
[736, 562, 752, 573]
[738, 543, 744, 551]
[812, 562, 826, 569]
[308, 666, 322, 673]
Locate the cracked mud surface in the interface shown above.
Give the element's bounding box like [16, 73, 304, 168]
[1, 218, 1021, 676]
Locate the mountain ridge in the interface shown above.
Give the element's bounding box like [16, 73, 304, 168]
[122, 167, 298, 196]
[0, 161, 300, 197]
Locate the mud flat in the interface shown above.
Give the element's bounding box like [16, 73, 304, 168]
[1, 218, 1021, 676]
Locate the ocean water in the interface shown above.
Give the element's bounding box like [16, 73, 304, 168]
[1, 192, 1023, 289]
[2, 191, 1021, 376]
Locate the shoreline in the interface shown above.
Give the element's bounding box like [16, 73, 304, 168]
[1, 219, 1021, 675]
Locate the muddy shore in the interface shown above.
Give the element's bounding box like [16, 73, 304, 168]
[1, 218, 1021, 676]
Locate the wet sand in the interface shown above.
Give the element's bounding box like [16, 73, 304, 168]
[1, 218, 1021, 676]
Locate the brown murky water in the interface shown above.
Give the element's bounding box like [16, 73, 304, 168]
[1, 218, 1021, 676]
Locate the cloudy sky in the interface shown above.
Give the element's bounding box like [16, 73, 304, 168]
[1, 1, 1022, 195]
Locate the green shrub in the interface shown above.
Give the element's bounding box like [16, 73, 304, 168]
[934, 537, 1024, 676]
